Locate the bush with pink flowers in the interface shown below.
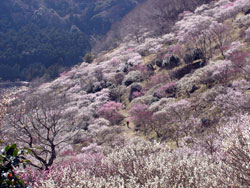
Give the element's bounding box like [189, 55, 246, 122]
[129, 104, 153, 132]
[97, 101, 124, 125]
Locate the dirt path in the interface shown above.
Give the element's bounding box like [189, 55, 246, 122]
[120, 110, 138, 139]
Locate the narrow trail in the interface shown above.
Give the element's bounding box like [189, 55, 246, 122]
[120, 110, 138, 139]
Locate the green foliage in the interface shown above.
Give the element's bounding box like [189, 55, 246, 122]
[0, 24, 90, 81]
[0, 143, 31, 188]
[0, 0, 143, 81]
[84, 53, 94, 64]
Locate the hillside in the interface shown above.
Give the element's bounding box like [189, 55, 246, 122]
[0, 0, 250, 187]
[0, 0, 144, 81]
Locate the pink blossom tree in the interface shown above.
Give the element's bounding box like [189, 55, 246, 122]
[229, 51, 250, 75]
[97, 101, 124, 125]
[129, 104, 153, 134]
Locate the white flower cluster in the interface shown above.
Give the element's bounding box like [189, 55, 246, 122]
[214, 86, 250, 116]
[122, 71, 143, 85]
[177, 60, 232, 92]
[176, 0, 250, 43]
[224, 41, 243, 58]
[214, 0, 250, 20]
[38, 130, 249, 187]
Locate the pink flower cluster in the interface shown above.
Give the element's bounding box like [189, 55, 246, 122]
[131, 91, 144, 100]
[97, 101, 124, 125]
[129, 104, 153, 126]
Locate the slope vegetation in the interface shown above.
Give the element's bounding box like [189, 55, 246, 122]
[1, 0, 250, 187]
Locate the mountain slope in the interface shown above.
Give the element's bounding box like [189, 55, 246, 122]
[1, 0, 250, 187]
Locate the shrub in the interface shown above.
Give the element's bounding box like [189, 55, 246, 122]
[155, 82, 177, 98]
[193, 48, 205, 60]
[109, 86, 125, 102]
[183, 52, 193, 64]
[170, 59, 205, 80]
[113, 72, 124, 86]
[84, 53, 94, 64]
[163, 55, 180, 69]
[155, 59, 163, 67]
[129, 84, 142, 101]
[184, 48, 205, 64]
[0, 143, 30, 188]
[122, 71, 143, 86]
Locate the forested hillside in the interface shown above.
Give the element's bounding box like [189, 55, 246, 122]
[0, 0, 144, 81]
[0, 0, 250, 187]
